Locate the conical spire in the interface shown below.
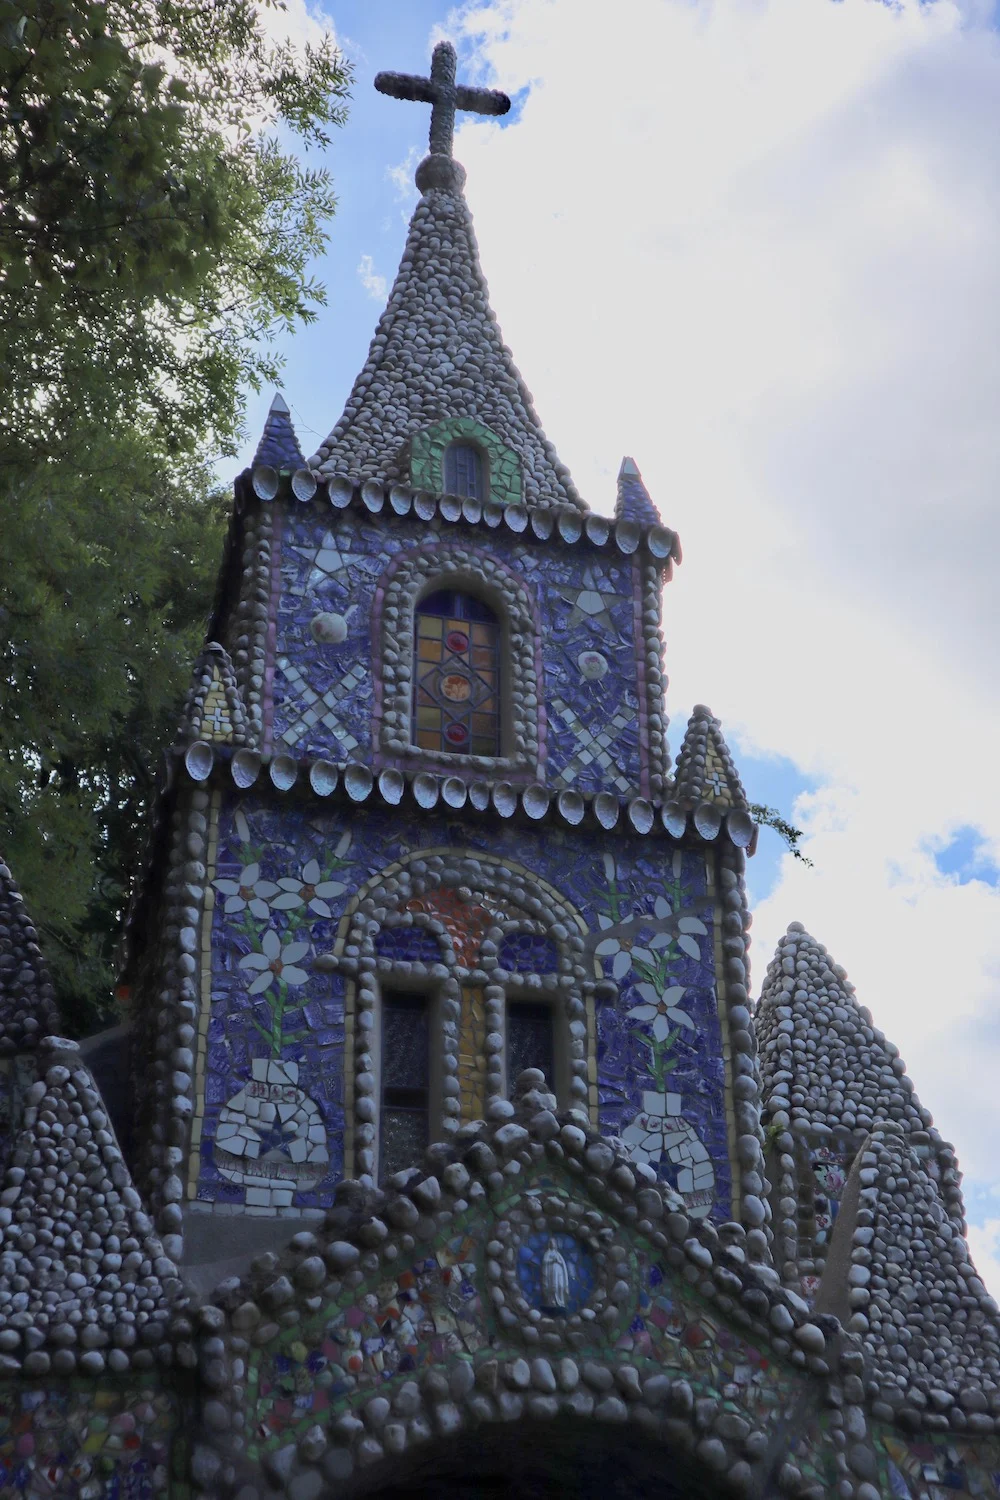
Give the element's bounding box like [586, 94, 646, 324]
[253, 392, 304, 470]
[671, 705, 748, 810]
[309, 45, 585, 511]
[616, 456, 661, 526]
[0, 858, 60, 1054]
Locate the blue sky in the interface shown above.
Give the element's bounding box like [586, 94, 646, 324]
[245, 0, 1000, 1288]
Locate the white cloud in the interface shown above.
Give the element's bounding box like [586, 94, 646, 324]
[445, 0, 1000, 1280]
[969, 1217, 1000, 1299]
[356, 253, 388, 303]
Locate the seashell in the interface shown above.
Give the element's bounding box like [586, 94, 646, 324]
[309, 760, 338, 797]
[310, 611, 347, 645]
[693, 801, 723, 840]
[661, 559, 674, 582]
[615, 519, 640, 554]
[469, 780, 491, 811]
[726, 807, 755, 849]
[628, 797, 655, 834]
[439, 495, 462, 523]
[483, 500, 504, 529]
[661, 802, 688, 838]
[557, 789, 585, 825]
[521, 783, 549, 820]
[493, 781, 517, 817]
[670, 534, 683, 563]
[291, 468, 317, 503]
[593, 792, 620, 829]
[442, 776, 467, 809]
[184, 741, 214, 782]
[231, 749, 261, 788]
[390, 484, 413, 515]
[361, 479, 384, 513]
[344, 764, 373, 802]
[504, 504, 528, 534]
[647, 525, 675, 559]
[530, 509, 554, 540]
[558, 509, 583, 543]
[251, 466, 279, 501]
[412, 772, 439, 809]
[269, 754, 298, 791]
[327, 475, 353, 509]
[461, 498, 482, 525]
[585, 514, 611, 547]
[378, 768, 404, 805]
[414, 491, 437, 521]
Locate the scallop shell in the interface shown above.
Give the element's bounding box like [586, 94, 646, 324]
[361, 479, 384, 513]
[558, 510, 583, 543]
[251, 466, 279, 501]
[442, 776, 467, 809]
[557, 789, 585, 825]
[291, 468, 317, 503]
[270, 754, 298, 791]
[493, 781, 517, 817]
[661, 802, 688, 838]
[726, 807, 755, 849]
[439, 495, 462, 523]
[627, 797, 655, 834]
[461, 498, 482, 525]
[469, 781, 491, 811]
[344, 764, 374, 802]
[530, 509, 554, 540]
[378, 768, 405, 805]
[327, 475, 353, 509]
[693, 801, 723, 840]
[309, 760, 338, 797]
[184, 741, 214, 782]
[412, 772, 439, 809]
[390, 484, 413, 515]
[521, 783, 549, 820]
[483, 501, 504, 529]
[504, 504, 529, 533]
[585, 514, 611, 547]
[414, 491, 438, 521]
[231, 749, 261, 788]
[647, 525, 675, 559]
[615, 519, 640, 555]
[593, 792, 620, 829]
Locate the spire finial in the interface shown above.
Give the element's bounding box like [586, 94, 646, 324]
[374, 40, 510, 192]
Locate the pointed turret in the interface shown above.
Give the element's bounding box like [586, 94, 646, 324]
[253, 392, 304, 471]
[0, 858, 60, 1054]
[178, 641, 250, 747]
[616, 456, 661, 526]
[671, 705, 749, 811]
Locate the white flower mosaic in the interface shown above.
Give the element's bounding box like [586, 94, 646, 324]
[238, 930, 310, 996]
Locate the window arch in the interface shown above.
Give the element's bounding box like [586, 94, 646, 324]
[413, 589, 500, 756]
[443, 441, 486, 501]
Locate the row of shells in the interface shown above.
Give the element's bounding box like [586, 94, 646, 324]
[248, 467, 681, 564]
[181, 742, 754, 846]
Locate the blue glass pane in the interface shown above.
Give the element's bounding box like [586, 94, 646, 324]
[498, 933, 559, 973]
[444, 443, 484, 500]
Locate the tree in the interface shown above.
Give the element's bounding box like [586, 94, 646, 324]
[0, 0, 351, 1030]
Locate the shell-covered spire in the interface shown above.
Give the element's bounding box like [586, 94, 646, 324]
[671, 705, 749, 811]
[615, 456, 661, 526]
[0, 859, 60, 1054]
[307, 160, 586, 511]
[253, 393, 304, 471]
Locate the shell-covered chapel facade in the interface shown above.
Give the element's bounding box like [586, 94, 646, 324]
[1, 42, 999, 1500]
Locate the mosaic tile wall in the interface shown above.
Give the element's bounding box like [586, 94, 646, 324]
[195, 791, 733, 1218]
[873, 1426, 1000, 1498]
[245, 1166, 805, 1469]
[265, 507, 645, 795]
[0, 1384, 184, 1500]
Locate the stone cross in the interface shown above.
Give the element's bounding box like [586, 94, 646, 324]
[374, 41, 510, 159]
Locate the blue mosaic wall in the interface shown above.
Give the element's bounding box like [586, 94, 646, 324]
[199, 793, 732, 1219]
[267, 507, 644, 794]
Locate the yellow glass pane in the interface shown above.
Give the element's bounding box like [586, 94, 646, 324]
[420, 616, 443, 638]
[417, 730, 440, 749]
[418, 638, 442, 661]
[417, 707, 441, 729]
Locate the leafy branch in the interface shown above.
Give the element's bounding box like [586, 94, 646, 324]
[749, 803, 813, 866]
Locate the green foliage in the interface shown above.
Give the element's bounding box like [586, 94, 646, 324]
[0, 0, 351, 1030]
[749, 803, 813, 866]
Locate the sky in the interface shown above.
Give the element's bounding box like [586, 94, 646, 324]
[242, 0, 1000, 1289]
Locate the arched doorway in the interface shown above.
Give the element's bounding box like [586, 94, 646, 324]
[350, 1418, 725, 1500]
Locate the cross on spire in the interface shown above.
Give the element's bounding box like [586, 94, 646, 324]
[374, 41, 510, 161]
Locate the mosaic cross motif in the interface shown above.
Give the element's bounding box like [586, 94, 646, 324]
[275, 656, 365, 754]
[548, 697, 635, 794]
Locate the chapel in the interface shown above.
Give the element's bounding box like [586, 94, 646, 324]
[0, 40, 998, 1500]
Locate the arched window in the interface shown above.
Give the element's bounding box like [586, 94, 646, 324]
[443, 442, 485, 501]
[413, 590, 500, 756]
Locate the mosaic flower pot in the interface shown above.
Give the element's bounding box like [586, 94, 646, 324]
[621, 1089, 715, 1219]
[214, 1058, 329, 1202]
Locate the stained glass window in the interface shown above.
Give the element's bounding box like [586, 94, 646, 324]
[380, 991, 429, 1180]
[443, 442, 485, 500]
[412, 590, 500, 756]
[507, 1000, 556, 1096]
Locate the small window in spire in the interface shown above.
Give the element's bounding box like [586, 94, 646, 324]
[443, 442, 485, 500]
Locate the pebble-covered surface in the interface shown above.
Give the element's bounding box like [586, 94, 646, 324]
[178, 643, 250, 748]
[0, 862, 60, 1055]
[671, 705, 749, 813]
[758, 924, 1000, 1430]
[254, 395, 305, 473]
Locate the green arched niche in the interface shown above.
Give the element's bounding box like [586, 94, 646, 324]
[410, 417, 523, 505]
